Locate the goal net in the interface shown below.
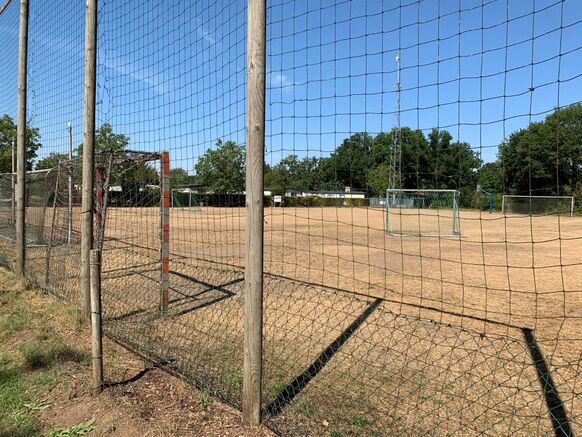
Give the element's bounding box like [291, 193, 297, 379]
[41, 150, 170, 310]
[386, 189, 461, 236]
[171, 189, 201, 210]
[502, 195, 574, 217]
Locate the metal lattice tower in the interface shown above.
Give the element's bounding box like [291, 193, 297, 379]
[388, 55, 402, 191]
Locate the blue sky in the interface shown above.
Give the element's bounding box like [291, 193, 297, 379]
[0, 0, 581, 174]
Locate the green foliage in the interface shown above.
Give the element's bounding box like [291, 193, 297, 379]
[499, 103, 582, 196]
[0, 114, 41, 172]
[319, 132, 374, 191]
[35, 152, 69, 171]
[195, 139, 245, 193]
[265, 154, 321, 195]
[48, 418, 95, 437]
[169, 168, 196, 189]
[75, 122, 128, 156]
[263, 128, 481, 199]
[281, 196, 368, 208]
[224, 369, 243, 390]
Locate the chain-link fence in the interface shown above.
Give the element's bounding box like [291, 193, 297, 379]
[1, 0, 581, 435]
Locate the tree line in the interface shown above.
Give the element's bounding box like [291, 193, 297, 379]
[0, 103, 580, 209]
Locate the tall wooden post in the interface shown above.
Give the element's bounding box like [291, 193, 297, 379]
[81, 0, 98, 320]
[90, 249, 103, 395]
[243, 0, 266, 427]
[160, 151, 170, 315]
[11, 141, 15, 224]
[15, 0, 29, 277]
[68, 122, 73, 244]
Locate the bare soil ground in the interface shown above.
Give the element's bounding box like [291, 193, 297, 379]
[0, 268, 273, 437]
[2, 205, 580, 435]
[91, 206, 581, 435]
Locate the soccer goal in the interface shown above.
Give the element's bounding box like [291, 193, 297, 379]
[43, 150, 172, 314]
[171, 189, 201, 210]
[386, 189, 461, 236]
[501, 195, 575, 217]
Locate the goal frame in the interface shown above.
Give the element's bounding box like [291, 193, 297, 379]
[171, 188, 201, 210]
[386, 188, 461, 236]
[501, 195, 574, 217]
[43, 150, 171, 315]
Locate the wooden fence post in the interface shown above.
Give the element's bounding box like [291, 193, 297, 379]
[160, 151, 170, 315]
[15, 0, 29, 277]
[90, 249, 103, 395]
[243, 0, 266, 427]
[81, 0, 98, 320]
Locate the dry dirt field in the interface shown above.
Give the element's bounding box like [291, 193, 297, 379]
[1, 204, 578, 434]
[86, 205, 581, 436]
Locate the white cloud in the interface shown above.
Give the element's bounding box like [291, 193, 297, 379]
[270, 73, 294, 91]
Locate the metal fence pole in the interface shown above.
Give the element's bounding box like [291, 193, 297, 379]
[81, 0, 98, 320]
[160, 151, 170, 315]
[243, 0, 266, 427]
[15, 0, 29, 277]
[90, 249, 103, 395]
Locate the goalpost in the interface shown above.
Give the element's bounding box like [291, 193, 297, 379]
[386, 189, 461, 236]
[501, 195, 575, 217]
[43, 150, 171, 314]
[171, 188, 201, 210]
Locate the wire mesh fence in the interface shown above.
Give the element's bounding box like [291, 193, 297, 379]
[0, 0, 581, 435]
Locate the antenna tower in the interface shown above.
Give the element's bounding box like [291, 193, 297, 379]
[388, 55, 402, 190]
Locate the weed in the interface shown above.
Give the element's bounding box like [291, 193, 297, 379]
[65, 308, 85, 332]
[224, 369, 243, 390]
[31, 369, 60, 391]
[294, 399, 314, 416]
[197, 389, 213, 408]
[48, 417, 95, 437]
[352, 414, 372, 427]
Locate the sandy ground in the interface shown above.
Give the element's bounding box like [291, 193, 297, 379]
[1, 204, 580, 435]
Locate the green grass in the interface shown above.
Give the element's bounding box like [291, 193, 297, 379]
[197, 390, 213, 408]
[19, 333, 90, 370]
[47, 418, 95, 437]
[0, 293, 32, 338]
[0, 354, 40, 437]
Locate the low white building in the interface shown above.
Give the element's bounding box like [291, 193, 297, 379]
[284, 189, 365, 199]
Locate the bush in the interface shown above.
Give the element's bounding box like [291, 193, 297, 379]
[280, 196, 369, 208]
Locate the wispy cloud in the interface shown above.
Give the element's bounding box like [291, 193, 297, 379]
[195, 17, 220, 48]
[103, 56, 174, 96]
[269, 72, 295, 91]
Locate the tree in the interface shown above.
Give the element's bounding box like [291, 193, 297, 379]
[498, 104, 582, 196]
[0, 114, 41, 172]
[477, 162, 503, 194]
[264, 154, 322, 195]
[76, 122, 128, 156]
[169, 168, 196, 189]
[367, 163, 390, 197]
[35, 152, 69, 170]
[319, 132, 373, 192]
[195, 139, 245, 193]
